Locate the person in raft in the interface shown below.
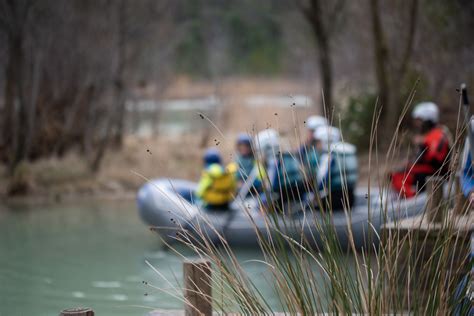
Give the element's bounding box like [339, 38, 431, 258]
[227, 133, 266, 195]
[460, 116, 474, 204]
[254, 129, 305, 205]
[233, 134, 255, 182]
[391, 102, 451, 198]
[314, 126, 358, 210]
[298, 115, 328, 180]
[196, 148, 236, 210]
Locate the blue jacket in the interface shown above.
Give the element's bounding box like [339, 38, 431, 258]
[297, 144, 321, 179]
[317, 142, 358, 193]
[461, 140, 474, 197]
[235, 155, 255, 182]
[267, 153, 305, 193]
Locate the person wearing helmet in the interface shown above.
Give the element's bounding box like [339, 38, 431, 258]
[391, 102, 451, 198]
[314, 126, 358, 210]
[233, 133, 255, 183]
[314, 126, 341, 153]
[196, 148, 236, 210]
[255, 129, 305, 205]
[229, 133, 266, 195]
[298, 116, 328, 179]
[306, 115, 328, 142]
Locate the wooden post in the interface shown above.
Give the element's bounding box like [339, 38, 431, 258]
[60, 308, 94, 316]
[183, 259, 212, 316]
[425, 176, 445, 222]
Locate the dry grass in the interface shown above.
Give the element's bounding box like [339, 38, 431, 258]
[0, 135, 205, 201]
[141, 84, 473, 315]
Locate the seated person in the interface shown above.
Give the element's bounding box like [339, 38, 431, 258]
[391, 102, 451, 198]
[234, 133, 257, 183]
[314, 126, 358, 210]
[255, 129, 305, 205]
[196, 148, 236, 210]
[298, 115, 328, 180]
[461, 116, 474, 203]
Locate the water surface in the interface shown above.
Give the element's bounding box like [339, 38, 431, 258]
[0, 200, 277, 316]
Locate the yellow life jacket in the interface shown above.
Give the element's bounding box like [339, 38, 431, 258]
[199, 164, 236, 205]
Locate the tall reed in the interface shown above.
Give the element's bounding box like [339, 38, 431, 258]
[146, 87, 472, 315]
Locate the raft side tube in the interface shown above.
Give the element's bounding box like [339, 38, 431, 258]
[137, 180, 199, 242]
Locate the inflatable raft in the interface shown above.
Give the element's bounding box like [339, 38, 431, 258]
[137, 178, 427, 248]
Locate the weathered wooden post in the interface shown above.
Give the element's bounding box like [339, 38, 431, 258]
[425, 176, 445, 222]
[60, 308, 94, 316]
[183, 259, 212, 316]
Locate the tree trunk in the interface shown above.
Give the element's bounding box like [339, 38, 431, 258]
[370, 0, 419, 138]
[389, 0, 419, 128]
[2, 35, 22, 165]
[112, 0, 126, 148]
[24, 53, 42, 158]
[112, 79, 125, 148]
[55, 87, 93, 157]
[304, 0, 334, 121]
[7, 34, 27, 174]
[369, 0, 392, 135]
[90, 116, 113, 173]
[79, 88, 98, 156]
[318, 36, 333, 121]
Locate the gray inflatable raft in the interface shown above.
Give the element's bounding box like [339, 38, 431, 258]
[137, 178, 427, 248]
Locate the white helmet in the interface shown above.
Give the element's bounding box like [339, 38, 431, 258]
[306, 115, 328, 131]
[314, 126, 341, 149]
[255, 129, 280, 158]
[412, 102, 439, 123]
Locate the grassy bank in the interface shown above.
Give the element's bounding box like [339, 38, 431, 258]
[0, 135, 204, 203]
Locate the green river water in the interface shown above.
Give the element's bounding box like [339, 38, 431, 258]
[0, 200, 277, 316]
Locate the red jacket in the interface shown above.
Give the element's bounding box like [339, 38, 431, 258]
[391, 126, 451, 198]
[416, 126, 450, 173]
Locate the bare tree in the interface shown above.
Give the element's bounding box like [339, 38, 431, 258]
[0, 0, 34, 173]
[298, 0, 346, 121]
[111, 0, 127, 148]
[369, 0, 419, 137]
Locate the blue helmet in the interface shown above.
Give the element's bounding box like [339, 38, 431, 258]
[236, 133, 252, 146]
[203, 147, 221, 166]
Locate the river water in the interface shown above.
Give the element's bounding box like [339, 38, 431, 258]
[0, 95, 319, 315]
[0, 200, 277, 316]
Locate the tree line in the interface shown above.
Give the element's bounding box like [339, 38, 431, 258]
[0, 0, 176, 174]
[0, 0, 472, 175]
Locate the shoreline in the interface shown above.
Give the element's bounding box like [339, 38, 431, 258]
[1, 190, 137, 208]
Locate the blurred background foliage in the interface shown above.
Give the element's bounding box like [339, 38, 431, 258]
[0, 0, 473, 194]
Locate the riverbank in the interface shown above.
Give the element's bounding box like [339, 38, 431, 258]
[0, 134, 379, 205]
[0, 76, 385, 204]
[0, 135, 205, 204]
